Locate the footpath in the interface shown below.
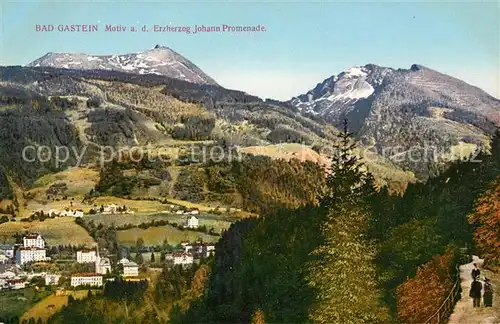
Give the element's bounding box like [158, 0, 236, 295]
[448, 256, 499, 324]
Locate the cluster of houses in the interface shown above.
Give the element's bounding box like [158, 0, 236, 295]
[76, 249, 112, 274]
[46, 208, 84, 218]
[101, 204, 134, 215]
[165, 241, 215, 266]
[180, 241, 215, 258]
[176, 208, 200, 216]
[62, 254, 140, 288]
[40, 204, 135, 219]
[0, 231, 216, 291]
[0, 233, 118, 290]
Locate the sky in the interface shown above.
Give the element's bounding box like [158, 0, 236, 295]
[0, 0, 498, 100]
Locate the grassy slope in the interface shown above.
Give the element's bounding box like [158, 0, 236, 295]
[0, 288, 52, 320]
[0, 217, 96, 246]
[116, 225, 218, 247]
[84, 212, 231, 232]
[21, 167, 99, 218]
[20, 290, 98, 322]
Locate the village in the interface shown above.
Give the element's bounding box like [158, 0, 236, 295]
[31, 202, 203, 219]
[0, 186, 233, 322]
[0, 207, 215, 292]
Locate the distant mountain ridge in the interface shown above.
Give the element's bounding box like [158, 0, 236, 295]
[27, 45, 218, 86]
[5, 48, 500, 183]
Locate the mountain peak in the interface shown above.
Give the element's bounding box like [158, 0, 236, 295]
[152, 44, 171, 50]
[341, 66, 370, 78]
[291, 62, 499, 126]
[410, 64, 423, 72]
[27, 47, 218, 85]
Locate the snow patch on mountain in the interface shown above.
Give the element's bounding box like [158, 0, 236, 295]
[344, 66, 367, 78]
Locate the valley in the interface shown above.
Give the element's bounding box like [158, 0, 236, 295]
[0, 44, 499, 324]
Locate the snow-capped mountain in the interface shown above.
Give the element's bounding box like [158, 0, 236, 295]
[291, 64, 500, 177]
[292, 64, 383, 117]
[291, 64, 499, 124]
[27, 45, 218, 85]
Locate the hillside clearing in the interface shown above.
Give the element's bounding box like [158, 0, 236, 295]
[0, 288, 52, 320]
[116, 225, 219, 247]
[0, 217, 96, 246]
[84, 212, 231, 233]
[21, 290, 98, 322]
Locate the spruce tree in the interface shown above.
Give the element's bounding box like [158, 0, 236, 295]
[320, 119, 374, 208]
[162, 238, 169, 250]
[135, 252, 144, 264]
[307, 119, 389, 323]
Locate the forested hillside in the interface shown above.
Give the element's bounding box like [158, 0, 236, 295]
[92, 148, 325, 214]
[0, 66, 413, 206]
[27, 125, 500, 324]
[169, 127, 500, 323]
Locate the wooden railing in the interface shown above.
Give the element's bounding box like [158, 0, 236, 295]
[424, 265, 462, 324]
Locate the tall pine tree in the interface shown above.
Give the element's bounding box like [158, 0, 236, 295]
[307, 119, 389, 323]
[320, 120, 375, 208]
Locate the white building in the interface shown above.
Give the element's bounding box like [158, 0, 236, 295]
[119, 258, 130, 265]
[122, 260, 139, 277]
[71, 273, 103, 287]
[182, 243, 194, 254]
[185, 216, 199, 229]
[62, 209, 84, 217]
[47, 209, 83, 217]
[76, 250, 97, 263]
[180, 242, 215, 258]
[15, 247, 47, 265]
[102, 204, 118, 214]
[0, 271, 16, 279]
[45, 274, 61, 286]
[173, 252, 193, 266]
[202, 244, 215, 258]
[7, 279, 26, 290]
[95, 256, 112, 275]
[190, 209, 200, 215]
[23, 233, 45, 248]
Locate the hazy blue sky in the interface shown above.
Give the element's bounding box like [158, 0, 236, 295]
[1, 0, 498, 100]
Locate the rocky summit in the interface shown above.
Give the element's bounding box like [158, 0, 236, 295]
[290, 64, 500, 177]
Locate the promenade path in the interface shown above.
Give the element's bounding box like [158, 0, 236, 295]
[448, 256, 499, 324]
